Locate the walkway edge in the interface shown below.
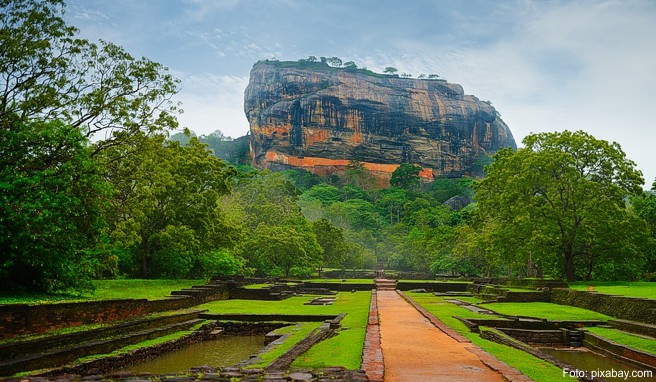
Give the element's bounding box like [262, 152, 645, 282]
[397, 291, 534, 382]
[361, 289, 384, 382]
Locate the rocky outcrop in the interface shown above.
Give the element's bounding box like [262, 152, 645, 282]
[244, 60, 516, 186]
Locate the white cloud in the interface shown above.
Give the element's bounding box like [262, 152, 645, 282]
[173, 73, 250, 138]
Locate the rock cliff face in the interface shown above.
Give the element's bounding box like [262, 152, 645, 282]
[244, 60, 516, 186]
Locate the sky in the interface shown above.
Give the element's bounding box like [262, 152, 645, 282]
[65, 0, 656, 186]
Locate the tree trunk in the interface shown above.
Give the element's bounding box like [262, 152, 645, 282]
[140, 234, 151, 278]
[565, 250, 575, 282]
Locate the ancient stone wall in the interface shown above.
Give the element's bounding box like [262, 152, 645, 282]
[583, 331, 656, 369]
[0, 290, 230, 339]
[551, 289, 656, 325]
[496, 328, 566, 347]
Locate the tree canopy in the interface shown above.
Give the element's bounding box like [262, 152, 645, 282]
[475, 131, 647, 281]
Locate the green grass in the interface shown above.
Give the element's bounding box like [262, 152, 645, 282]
[483, 302, 613, 321]
[199, 291, 371, 369]
[406, 292, 575, 381]
[568, 281, 656, 299]
[248, 322, 321, 368]
[585, 327, 656, 355]
[0, 279, 205, 305]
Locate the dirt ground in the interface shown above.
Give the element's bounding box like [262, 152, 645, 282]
[377, 290, 506, 382]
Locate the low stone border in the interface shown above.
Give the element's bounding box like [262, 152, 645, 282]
[199, 313, 336, 322]
[551, 289, 656, 325]
[398, 291, 533, 382]
[0, 310, 203, 361]
[10, 366, 370, 381]
[361, 290, 383, 382]
[608, 319, 656, 338]
[582, 331, 656, 370]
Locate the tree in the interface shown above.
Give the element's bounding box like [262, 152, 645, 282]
[1, 0, 180, 151]
[344, 160, 375, 190]
[630, 191, 656, 275]
[383, 67, 398, 75]
[327, 57, 342, 67]
[102, 135, 238, 278]
[0, 119, 108, 292]
[312, 219, 349, 272]
[240, 223, 322, 277]
[343, 61, 357, 70]
[475, 130, 646, 281]
[0, 0, 182, 290]
[230, 172, 302, 230]
[302, 183, 341, 206]
[390, 163, 422, 190]
[428, 74, 440, 79]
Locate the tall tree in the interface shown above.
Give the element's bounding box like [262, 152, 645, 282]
[0, 120, 107, 292]
[312, 218, 349, 270]
[475, 131, 646, 281]
[1, 0, 180, 150]
[390, 163, 422, 190]
[103, 135, 238, 277]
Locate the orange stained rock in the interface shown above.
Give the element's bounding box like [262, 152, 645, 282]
[263, 151, 434, 181]
[377, 290, 505, 382]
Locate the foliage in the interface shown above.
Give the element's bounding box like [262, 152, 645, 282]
[240, 222, 322, 277]
[630, 192, 656, 274]
[102, 134, 238, 278]
[0, 0, 180, 292]
[190, 249, 248, 279]
[312, 219, 349, 271]
[475, 131, 646, 281]
[343, 160, 375, 190]
[0, 0, 180, 151]
[0, 119, 107, 292]
[390, 163, 422, 190]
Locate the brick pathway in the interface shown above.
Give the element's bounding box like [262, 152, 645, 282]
[376, 290, 510, 382]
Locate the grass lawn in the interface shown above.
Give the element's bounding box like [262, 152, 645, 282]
[0, 279, 205, 305]
[406, 292, 575, 381]
[568, 281, 656, 299]
[483, 302, 613, 321]
[584, 327, 656, 355]
[199, 291, 371, 369]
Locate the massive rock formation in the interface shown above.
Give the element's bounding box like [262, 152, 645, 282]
[244, 60, 516, 186]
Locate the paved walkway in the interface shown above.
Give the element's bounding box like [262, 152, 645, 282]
[377, 290, 506, 382]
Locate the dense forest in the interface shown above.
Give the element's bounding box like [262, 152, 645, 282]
[2, 0, 656, 294]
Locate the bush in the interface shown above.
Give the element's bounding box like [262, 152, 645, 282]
[191, 249, 247, 279]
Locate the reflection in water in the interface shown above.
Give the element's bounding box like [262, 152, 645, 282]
[120, 335, 264, 374]
[542, 348, 648, 382]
